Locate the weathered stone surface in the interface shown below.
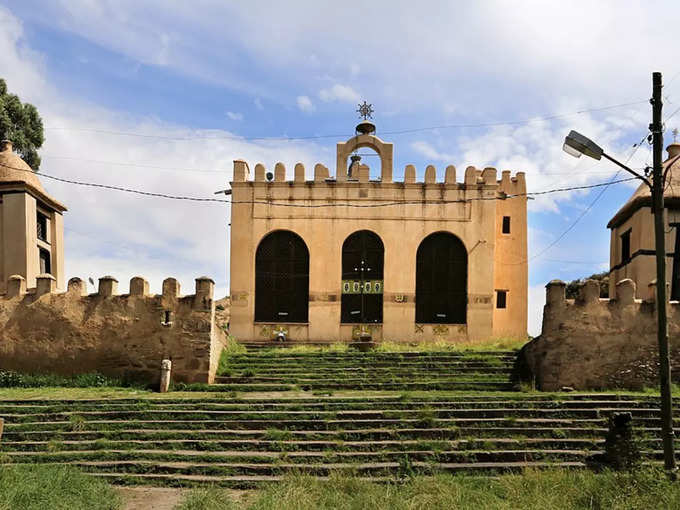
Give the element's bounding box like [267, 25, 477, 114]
[0, 276, 228, 385]
[521, 278, 680, 390]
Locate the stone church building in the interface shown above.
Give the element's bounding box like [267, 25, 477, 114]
[229, 120, 528, 343]
[0, 140, 66, 294]
[608, 142, 680, 299]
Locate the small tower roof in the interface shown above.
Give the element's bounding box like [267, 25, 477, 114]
[0, 140, 45, 193]
[607, 144, 680, 229]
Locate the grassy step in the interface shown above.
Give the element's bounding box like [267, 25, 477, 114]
[2, 399, 677, 416]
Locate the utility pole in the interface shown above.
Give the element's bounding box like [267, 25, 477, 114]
[651, 71, 676, 473]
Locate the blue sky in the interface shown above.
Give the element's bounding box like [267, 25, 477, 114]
[1, 1, 679, 335]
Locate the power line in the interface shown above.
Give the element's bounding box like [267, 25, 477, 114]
[43, 156, 229, 174]
[0, 160, 637, 206]
[502, 132, 650, 265]
[43, 100, 648, 143]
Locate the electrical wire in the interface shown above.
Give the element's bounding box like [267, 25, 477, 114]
[43, 100, 648, 143]
[500, 131, 651, 266]
[0, 160, 637, 206]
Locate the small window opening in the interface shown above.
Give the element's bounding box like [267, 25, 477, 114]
[621, 229, 631, 263]
[496, 290, 507, 309]
[37, 212, 48, 242]
[39, 248, 51, 274]
[502, 216, 511, 234]
[162, 310, 173, 326]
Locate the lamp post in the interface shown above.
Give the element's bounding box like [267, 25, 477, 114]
[563, 72, 676, 474]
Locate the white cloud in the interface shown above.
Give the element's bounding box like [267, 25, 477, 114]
[319, 84, 360, 104]
[410, 141, 454, 162]
[226, 111, 243, 121]
[0, 7, 326, 297]
[296, 95, 314, 113]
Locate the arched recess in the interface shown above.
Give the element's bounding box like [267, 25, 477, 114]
[341, 230, 384, 323]
[336, 134, 393, 182]
[255, 230, 309, 323]
[415, 232, 467, 324]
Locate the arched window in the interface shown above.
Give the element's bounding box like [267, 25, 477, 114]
[341, 230, 384, 323]
[255, 230, 309, 323]
[415, 232, 467, 324]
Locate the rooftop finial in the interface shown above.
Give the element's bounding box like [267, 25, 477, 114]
[356, 101, 374, 121]
[355, 101, 376, 135]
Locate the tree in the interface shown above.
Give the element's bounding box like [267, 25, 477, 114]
[0, 78, 44, 170]
[565, 271, 609, 299]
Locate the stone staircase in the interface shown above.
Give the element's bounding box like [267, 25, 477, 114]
[209, 350, 518, 392]
[0, 349, 677, 487]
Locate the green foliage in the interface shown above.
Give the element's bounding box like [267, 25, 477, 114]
[566, 271, 610, 299]
[172, 469, 680, 510]
[174, 487, 238, 510]
[0, 78, 44, 169]
[0, 465, 121, 510]
[0, 370, 140, 389]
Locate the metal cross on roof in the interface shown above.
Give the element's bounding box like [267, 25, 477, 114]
[356, 101, 374, 121]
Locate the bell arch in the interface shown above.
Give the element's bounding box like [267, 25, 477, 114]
[336, 134, 393, 182]
[254, 230, 309, 323]
[415, 232, 467, 324]
[341, 230, 384, 323]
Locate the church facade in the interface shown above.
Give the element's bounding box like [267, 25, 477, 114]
[229, 121, 527, 343]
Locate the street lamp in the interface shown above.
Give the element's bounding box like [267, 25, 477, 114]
[562, 72, 676, 475]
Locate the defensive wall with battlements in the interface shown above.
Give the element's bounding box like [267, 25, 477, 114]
[0, 274, 227, 384]
[521, 278, 680, 390]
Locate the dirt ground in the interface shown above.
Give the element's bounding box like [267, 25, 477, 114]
[117, 486, 252, 510]
[118, 487, 188, 510]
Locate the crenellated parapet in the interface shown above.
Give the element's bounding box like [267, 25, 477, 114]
[233, 159, 525, 191]
[0, 275, 226, 385]
[521, 277, 680, 391]
[1, 274, 215, 313]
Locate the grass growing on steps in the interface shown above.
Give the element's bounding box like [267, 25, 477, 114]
[0, 464, 121, 510]
[176, 468, 680, 510]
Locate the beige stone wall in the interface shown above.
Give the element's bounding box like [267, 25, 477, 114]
[609, 207, 680, 299]
[0, 275, 227, 384]
[521, 278, 680, 390]
[0, 188, 66, 293]
[493, 171, 528, 337]
[229, 134, 528, 344]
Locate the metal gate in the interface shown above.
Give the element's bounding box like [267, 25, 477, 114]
[415, 232, 467, 324]
[341, 230, 384, 323]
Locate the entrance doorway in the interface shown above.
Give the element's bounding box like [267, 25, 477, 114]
[341, 230, 384, 323]
[415, 232, 467, 324]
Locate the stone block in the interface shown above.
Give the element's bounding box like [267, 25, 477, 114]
[294, 163, 305, 182]
[445, 165, 456, 184]
[546, 280, 566, 307]
[7, 275, 26, 298]
[464, 166, 477, 185]
[424, 165, 436, 184]
[481, 167, 497, 185]
[616, 279, 636, 305]
[274, 162, 286, 182]
[163, 278, 180, 298]
[98, 276, 118, 297]
[233, 160, 249, 182]
[314, 164, 328, 182]
[130, 276, 149, 296]
[35, 274, 56, 297]
[577, 279, 600, 305]
[67, 277, 87, 296]
[404, 164, 416, 184]
[254, 163, 265, 182]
